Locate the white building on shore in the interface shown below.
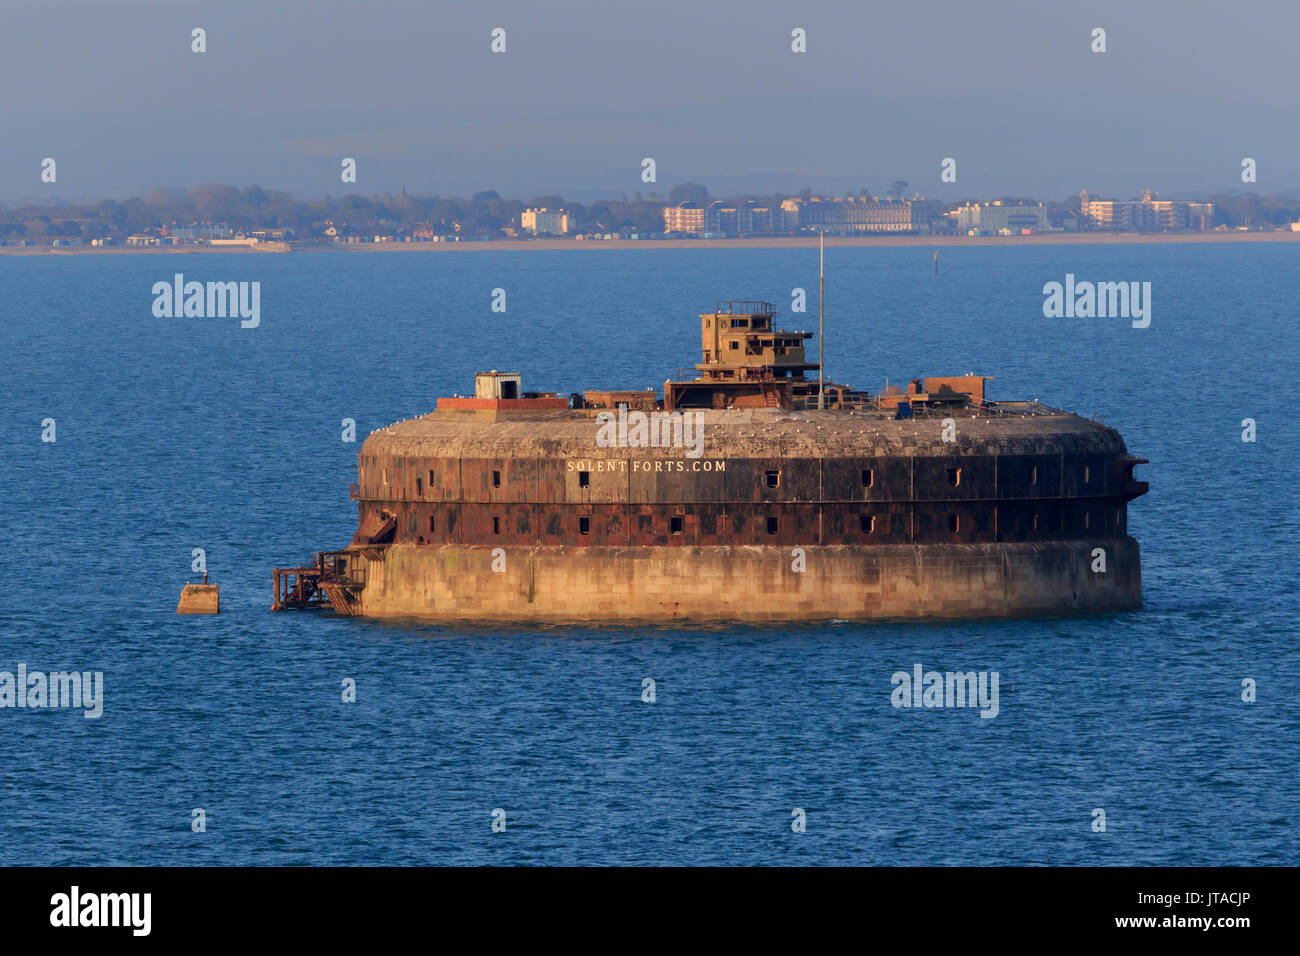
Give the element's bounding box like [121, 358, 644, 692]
[953, 201, 1051, 234]
[521, 208, 571, 235]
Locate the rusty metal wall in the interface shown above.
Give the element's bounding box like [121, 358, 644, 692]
[353, 452, 1133, 548]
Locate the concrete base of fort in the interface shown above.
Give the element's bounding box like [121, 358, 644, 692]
[353, 539, 1142, 623]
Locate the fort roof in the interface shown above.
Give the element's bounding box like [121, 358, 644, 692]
[363, 405, 1127, 461]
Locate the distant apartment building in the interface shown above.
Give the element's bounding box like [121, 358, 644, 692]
[167, 222, 234, 241]
[1184, 202, 1215, 231]
[663, 200, 782, 236]
[666, 195, 936, 236]
[521, 208, 570, 235]
[1080, 190, 1214, 231]
[779, 196, 924, 234]
[664, 202, 707, 234]
[707, 200, 780, 235]
[953, 201, 1051, 234]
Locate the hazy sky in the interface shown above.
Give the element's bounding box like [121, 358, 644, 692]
[1, 0, 1294, 203]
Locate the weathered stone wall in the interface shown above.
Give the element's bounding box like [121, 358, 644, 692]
[356, 538, 1141, 622]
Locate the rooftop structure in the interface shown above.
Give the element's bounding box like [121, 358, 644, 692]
[664, 301, 818, 409]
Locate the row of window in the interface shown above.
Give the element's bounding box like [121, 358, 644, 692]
[419, 509, 1120, 537]
[398, 464, 1093, 495]
[416, 470, 504, 496]
[566, 464, 1074, 490]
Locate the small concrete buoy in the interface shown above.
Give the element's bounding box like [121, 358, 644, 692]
[177, 570, 220, 614]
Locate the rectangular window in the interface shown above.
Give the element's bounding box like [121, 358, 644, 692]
[492, 516, 501, 534]
[579, 517, 590, 535]
[860, 514, 874, 533]
[1030, 465, 1038, 485]
[729, 341, 739, 350]
[1083, 465, 1091, 484]
[416, 477, 423, 496]
[429, 515, 436, 533]
[429, 469, 435, 487]
[1031, 513, 1038, 531]
[947, 466, 961, 486]
[492, 470, 501, 488]
[638, 514, 652, 534]
[862, 468, 873, 487]
[766, 516, 779, 535]
[578, 470, 590, 488]
[765, 470, 780, 488]
[670, 516, 683, 534]
[948, 514, 959, 533]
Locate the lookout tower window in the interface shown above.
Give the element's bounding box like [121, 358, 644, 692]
[948, 514, 960, 533]
[1031, 513, 1039, 531]
[861, 468, 873, 488]
[578, 470, 590, 488]
[492, 517, 501, 534]
[947, 467, 961, 486]
[492, 470, 501, 488]
[579, 517, 591, 535]
[670, 516, 683, 535]
[765, 470, 780, 488]
[429, 516, 436, 533]
[860, 514, 874, 533]
[1083, 511, 1091, 530]
[1030, 465, 1038, 485]
[416, 477, 423, 496]
[1083, 465, 1090, 484]
[766, 516, 779, 535]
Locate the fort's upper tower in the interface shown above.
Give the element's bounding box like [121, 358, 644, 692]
[696, 301, 818, 381]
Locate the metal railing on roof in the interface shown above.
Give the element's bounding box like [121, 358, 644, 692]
[712, 300, 775, 316]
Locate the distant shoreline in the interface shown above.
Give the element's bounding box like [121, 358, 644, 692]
[3, 231, 1299, 255]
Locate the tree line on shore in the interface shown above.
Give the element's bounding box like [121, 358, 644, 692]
[1, 182, 1296, 240]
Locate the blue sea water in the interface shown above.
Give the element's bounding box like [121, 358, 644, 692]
[0, 243, 1295, 865]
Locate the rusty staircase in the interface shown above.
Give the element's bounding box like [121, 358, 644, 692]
[271, 550, 366, 614]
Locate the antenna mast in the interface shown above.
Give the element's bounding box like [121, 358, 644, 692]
[818, 231, 825, 410]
